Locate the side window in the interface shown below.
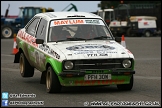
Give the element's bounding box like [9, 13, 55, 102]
[36, 18, 47, 40]
[28, 8, 33, 18]
[26, 18, 40, 36]
[24, 8, 28, 17]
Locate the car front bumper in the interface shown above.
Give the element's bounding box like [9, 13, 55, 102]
[58, 70, 135, 86]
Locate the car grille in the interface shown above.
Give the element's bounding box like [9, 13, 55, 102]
[63, 59, 133, 70]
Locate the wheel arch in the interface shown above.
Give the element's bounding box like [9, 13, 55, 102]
[143, 29, 151, 33]
[14, 47, 23, 63]
[14, 41, 26, 63]
[45, 58, 62, 75]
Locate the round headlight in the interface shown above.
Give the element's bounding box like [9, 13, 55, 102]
[64, 61, 73, 70]
[122, 59, 131, 68]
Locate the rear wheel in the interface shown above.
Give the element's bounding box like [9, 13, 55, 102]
[126, 28, 137, 37]
[46, 66, 62, 93]
[144, 30, 151, 37]
[1, 25, 14, 38]
[19, 53, 34, 77]
[126, 28, 131, 37]
[117, 75, 134, 91]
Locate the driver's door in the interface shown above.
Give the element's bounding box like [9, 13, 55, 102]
[34, 18, 48, 71]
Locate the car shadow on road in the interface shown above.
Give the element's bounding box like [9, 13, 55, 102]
[21, 76, 133, 94]
[60, 86, 132, 94]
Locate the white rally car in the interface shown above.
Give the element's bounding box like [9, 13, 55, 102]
[14, 12, 135, 93]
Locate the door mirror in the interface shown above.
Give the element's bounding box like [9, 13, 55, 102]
[115, 37, 121, 42]
[36, 39, 44, 44]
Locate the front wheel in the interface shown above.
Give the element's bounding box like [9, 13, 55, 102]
[46, 66, 62, 93]
[19, 53, 34, 77]
[117, 75, 134, 91]
[1, 25, 14, 38]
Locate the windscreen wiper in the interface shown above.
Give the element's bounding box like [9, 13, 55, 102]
[56, 38, 86, 42]
[67, 37, 86, 41]
[56, 39, 68, 43]
[92, 36, 111, 40]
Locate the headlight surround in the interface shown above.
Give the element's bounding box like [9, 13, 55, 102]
[122, 59, 131, 68]
[64, 61, 73, 70]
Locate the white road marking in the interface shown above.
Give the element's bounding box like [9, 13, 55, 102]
[1, 68, 40, 73]
[134, 75, 161, 80]
[135, 58, 161, 60]
[1, 68, 19, 72]
[1, 54, 14, 57]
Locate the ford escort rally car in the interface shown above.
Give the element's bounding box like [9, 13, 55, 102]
[14, 12, 135, 93]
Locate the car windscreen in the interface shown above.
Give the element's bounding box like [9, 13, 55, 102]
[48, 19, 113, 42]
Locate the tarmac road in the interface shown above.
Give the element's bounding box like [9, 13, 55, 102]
[1, 37, 161, 107]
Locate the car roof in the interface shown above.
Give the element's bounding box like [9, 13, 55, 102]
[35, 12, 102, 21]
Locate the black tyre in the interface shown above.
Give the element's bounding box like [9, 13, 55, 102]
[117, 75, 134, 91]
[126, 28, 131, 37]
[19, 53, 34, 77]
[126, 28, 136, 37]
[1, 25, 14, 39]
[46, 66, 62, 93]
[144, 30, 151, 37]
[40, 71, 46, 84]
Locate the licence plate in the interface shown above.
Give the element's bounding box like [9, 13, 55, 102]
[84, 74, 111, 80]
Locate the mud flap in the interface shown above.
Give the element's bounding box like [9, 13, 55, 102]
[14, 51, 20, 63]
[40, 71, 47, 84]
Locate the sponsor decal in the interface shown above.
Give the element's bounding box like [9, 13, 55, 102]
[87, 53, 108, 57]
[85, 20, 100, 24]
[143, 22, 148, 25]
[17, 30, 38, 48]
[53, 19, 84, 26]
[74, 79, 124, 85]
[50, 19, 105, 26]
[66, 44, 115, 50]
[66, 44, 116, 56]
[38, 44, 60, 59]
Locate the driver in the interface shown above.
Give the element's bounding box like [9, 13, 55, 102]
[51, 26, 71, 41]
[74, 25, 96, 39]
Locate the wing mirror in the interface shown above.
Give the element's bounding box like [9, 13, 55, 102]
[115, 37, 121, 42]
[36, 39, 44, 44]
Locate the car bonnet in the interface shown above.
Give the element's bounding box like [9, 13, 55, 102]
[48, 40, 134, 60]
